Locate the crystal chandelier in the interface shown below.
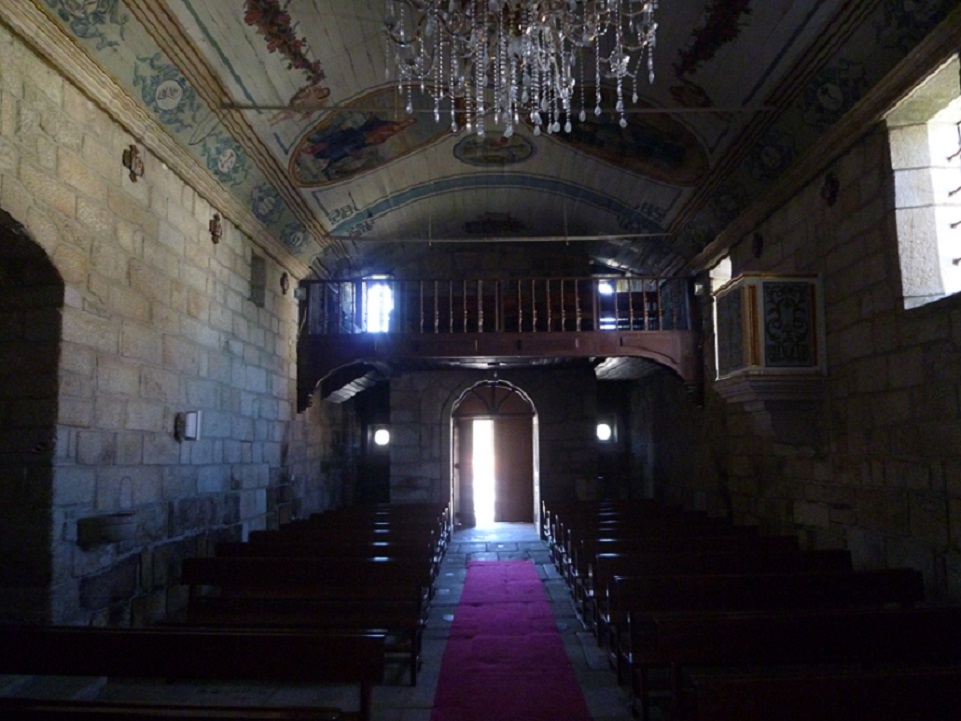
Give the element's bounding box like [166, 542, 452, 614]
[383, 0, 658, 137]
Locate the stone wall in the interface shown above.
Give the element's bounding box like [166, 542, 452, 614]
[625, 369, 713, 509]
[388, 367, 599, 516]
[688, 124, 961, 602]
[0, 24, 345, 624]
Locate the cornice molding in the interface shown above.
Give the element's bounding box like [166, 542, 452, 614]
[688, 3, 961, 273]
[0, 0, 309, 278]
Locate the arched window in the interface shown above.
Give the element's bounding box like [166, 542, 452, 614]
[363, 275, 394, 332]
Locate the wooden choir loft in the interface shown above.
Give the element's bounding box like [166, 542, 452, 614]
[296, 275, 699, 410]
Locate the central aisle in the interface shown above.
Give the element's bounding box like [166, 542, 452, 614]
[430, 559, 595, 721]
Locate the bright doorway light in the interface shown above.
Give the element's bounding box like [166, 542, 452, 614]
[472, 419, 495, 526]
[373, 428, 390, 446]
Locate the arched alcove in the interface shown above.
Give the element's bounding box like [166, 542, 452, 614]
[451, 381, 538, 528]
[0, 209, 64, 623]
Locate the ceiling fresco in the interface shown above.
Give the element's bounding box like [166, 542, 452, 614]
[24, 0, 960, 278]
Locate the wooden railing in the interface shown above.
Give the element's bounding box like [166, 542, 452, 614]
[299, 276, 692, 336]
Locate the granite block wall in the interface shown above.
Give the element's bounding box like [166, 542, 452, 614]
[685, 125, 961, 602]
[0, 24, 346, 625]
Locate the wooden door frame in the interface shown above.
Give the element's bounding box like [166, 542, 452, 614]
[450, 381, 539, 528]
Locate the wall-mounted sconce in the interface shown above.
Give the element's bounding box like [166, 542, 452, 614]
[122, 144, 144, 182]
[370, 424, 390, 448]
[280, 272, 290, 295]
[174, 410, 202, 442]
[209, 213, 223, 244]
[596, 420, 615, 442]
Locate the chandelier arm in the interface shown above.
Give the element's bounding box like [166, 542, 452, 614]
[383, 0, 660, 136]
[390, 0, 473, 40]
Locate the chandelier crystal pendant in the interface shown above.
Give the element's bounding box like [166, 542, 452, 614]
[383, 0, 658, 137]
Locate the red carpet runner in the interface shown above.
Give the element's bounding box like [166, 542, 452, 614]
[431, 559, 594, 721]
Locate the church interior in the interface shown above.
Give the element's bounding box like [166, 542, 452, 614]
[2, 0, 961, 718]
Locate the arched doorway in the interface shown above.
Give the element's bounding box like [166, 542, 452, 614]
[452, 381, 537, 527]
[0, 209, 63, 623]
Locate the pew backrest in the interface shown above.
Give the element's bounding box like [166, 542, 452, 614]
[593, 548, 853, 597]
[685, 667, 961, 721]
[608, 568, 925, 626]
[638, 605, 961, 668]
[0, 698, 336, 720]
[0, 626, 385, 721]
[182, 556, 433, 595]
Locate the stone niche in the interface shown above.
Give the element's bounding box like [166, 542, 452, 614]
[712, 274, 826, 445]
[77, 512, 138, 547]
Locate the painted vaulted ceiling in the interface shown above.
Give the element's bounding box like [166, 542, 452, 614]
[12, 1, 959, 279]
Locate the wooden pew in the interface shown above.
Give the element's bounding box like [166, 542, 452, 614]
[541, 499, 664, 543]
[181, 594, 426, 686]
[559, 509, 756, 556]
[605, 568, 926, 683]
[552, 504, 731, 554]
[628, 605, 961, 720]
[216, 538, 442, 582]
[304, 502, 451, 549]
[180, 556, 432, 685]
[270, 519, 442, 537]
[557, 512, 757, 579]
[586, 548, 852, 637]
[0, 699, 329, 720]
[676, 666, 961, 721]
[0, 626, 385, 721]
[293, 499, 447, 524]
[197, 503, 443, 687]
[181, 556, 433, 600]
[249, 525, 443, 560]
[571, 534, 801, 608]
[218, 539, 433, 557]
[250, 525, 440, 544]
[541, 499, 673, 565]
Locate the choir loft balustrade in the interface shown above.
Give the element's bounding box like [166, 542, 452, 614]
[301, 277, 692, 334]
[296, 276, 699, 409]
